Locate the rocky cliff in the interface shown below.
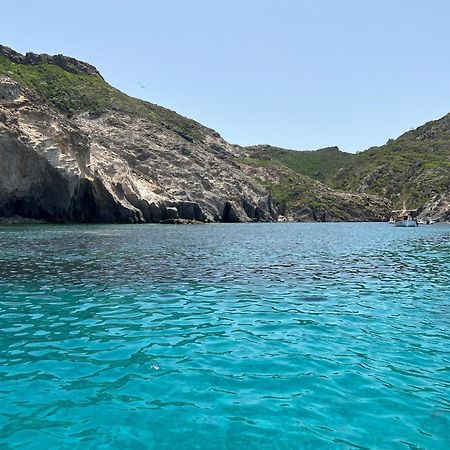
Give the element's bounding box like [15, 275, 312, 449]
[0, 46, 278, 223]
[418, 189, 450, 222]
[328, 115, 450, 212]
[244, 121, 450, 221]
[1, 44, 446, 223]
[236, 147, 391, 222]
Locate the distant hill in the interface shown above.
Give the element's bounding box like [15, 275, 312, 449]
[236, 147, 390, 221]
[330, 114, 450, 209]
[245, 115, 450, 213]
[243, 145, 353, 183]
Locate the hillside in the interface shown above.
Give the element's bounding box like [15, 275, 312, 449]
[0, 45, 209, 142]
[0, 45, 279, 223]
[236, 154, 390, 221]
[0, 44, 446, 223]
[244, 145, 353, 183]
[247, 117, 450, 215]
[0, 44, 395, 223]
[330, 123, 450, 209]
[236, 145, 390, 221]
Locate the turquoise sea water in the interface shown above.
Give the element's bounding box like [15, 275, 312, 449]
[0, 223, 449, 449]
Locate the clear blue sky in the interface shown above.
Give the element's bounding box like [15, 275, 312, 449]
[2, 0, 450, 152]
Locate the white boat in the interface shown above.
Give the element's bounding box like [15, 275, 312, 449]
[391, 207, 418, 227]
[394, 218, 418, 227]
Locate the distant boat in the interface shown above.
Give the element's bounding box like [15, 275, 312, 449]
[391, 207, 418, 227]
[388, 217, 395, 224]
[417, 217, 435, 225]
[416, 218, 435, 225]
[394, 216, 418, 227]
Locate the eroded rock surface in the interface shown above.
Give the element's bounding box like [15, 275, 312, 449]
[238, 154, 392, 222]
[0, 76, 276, 223]
[418, 190, 450, 223]
[2, 45, 434, 224]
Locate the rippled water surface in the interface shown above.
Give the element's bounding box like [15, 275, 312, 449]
[0, 223, 449, 449]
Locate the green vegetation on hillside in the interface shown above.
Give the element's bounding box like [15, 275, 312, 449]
[261, 178, 348, 219]
[243, 126, 450, 210]
[244, 145, 353, 182]
[235, 153, 324, 208]
[330, 139, 450, 209]
[0, 55, 204, 141]
[236, 145, 355, 215]
[1, 51, 448, 213]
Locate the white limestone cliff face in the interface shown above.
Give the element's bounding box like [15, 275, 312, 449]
[418, 190, 450, 223]
[0, 76, 276, 223]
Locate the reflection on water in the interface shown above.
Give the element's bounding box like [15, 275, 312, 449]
[0, 223, 449, 449]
